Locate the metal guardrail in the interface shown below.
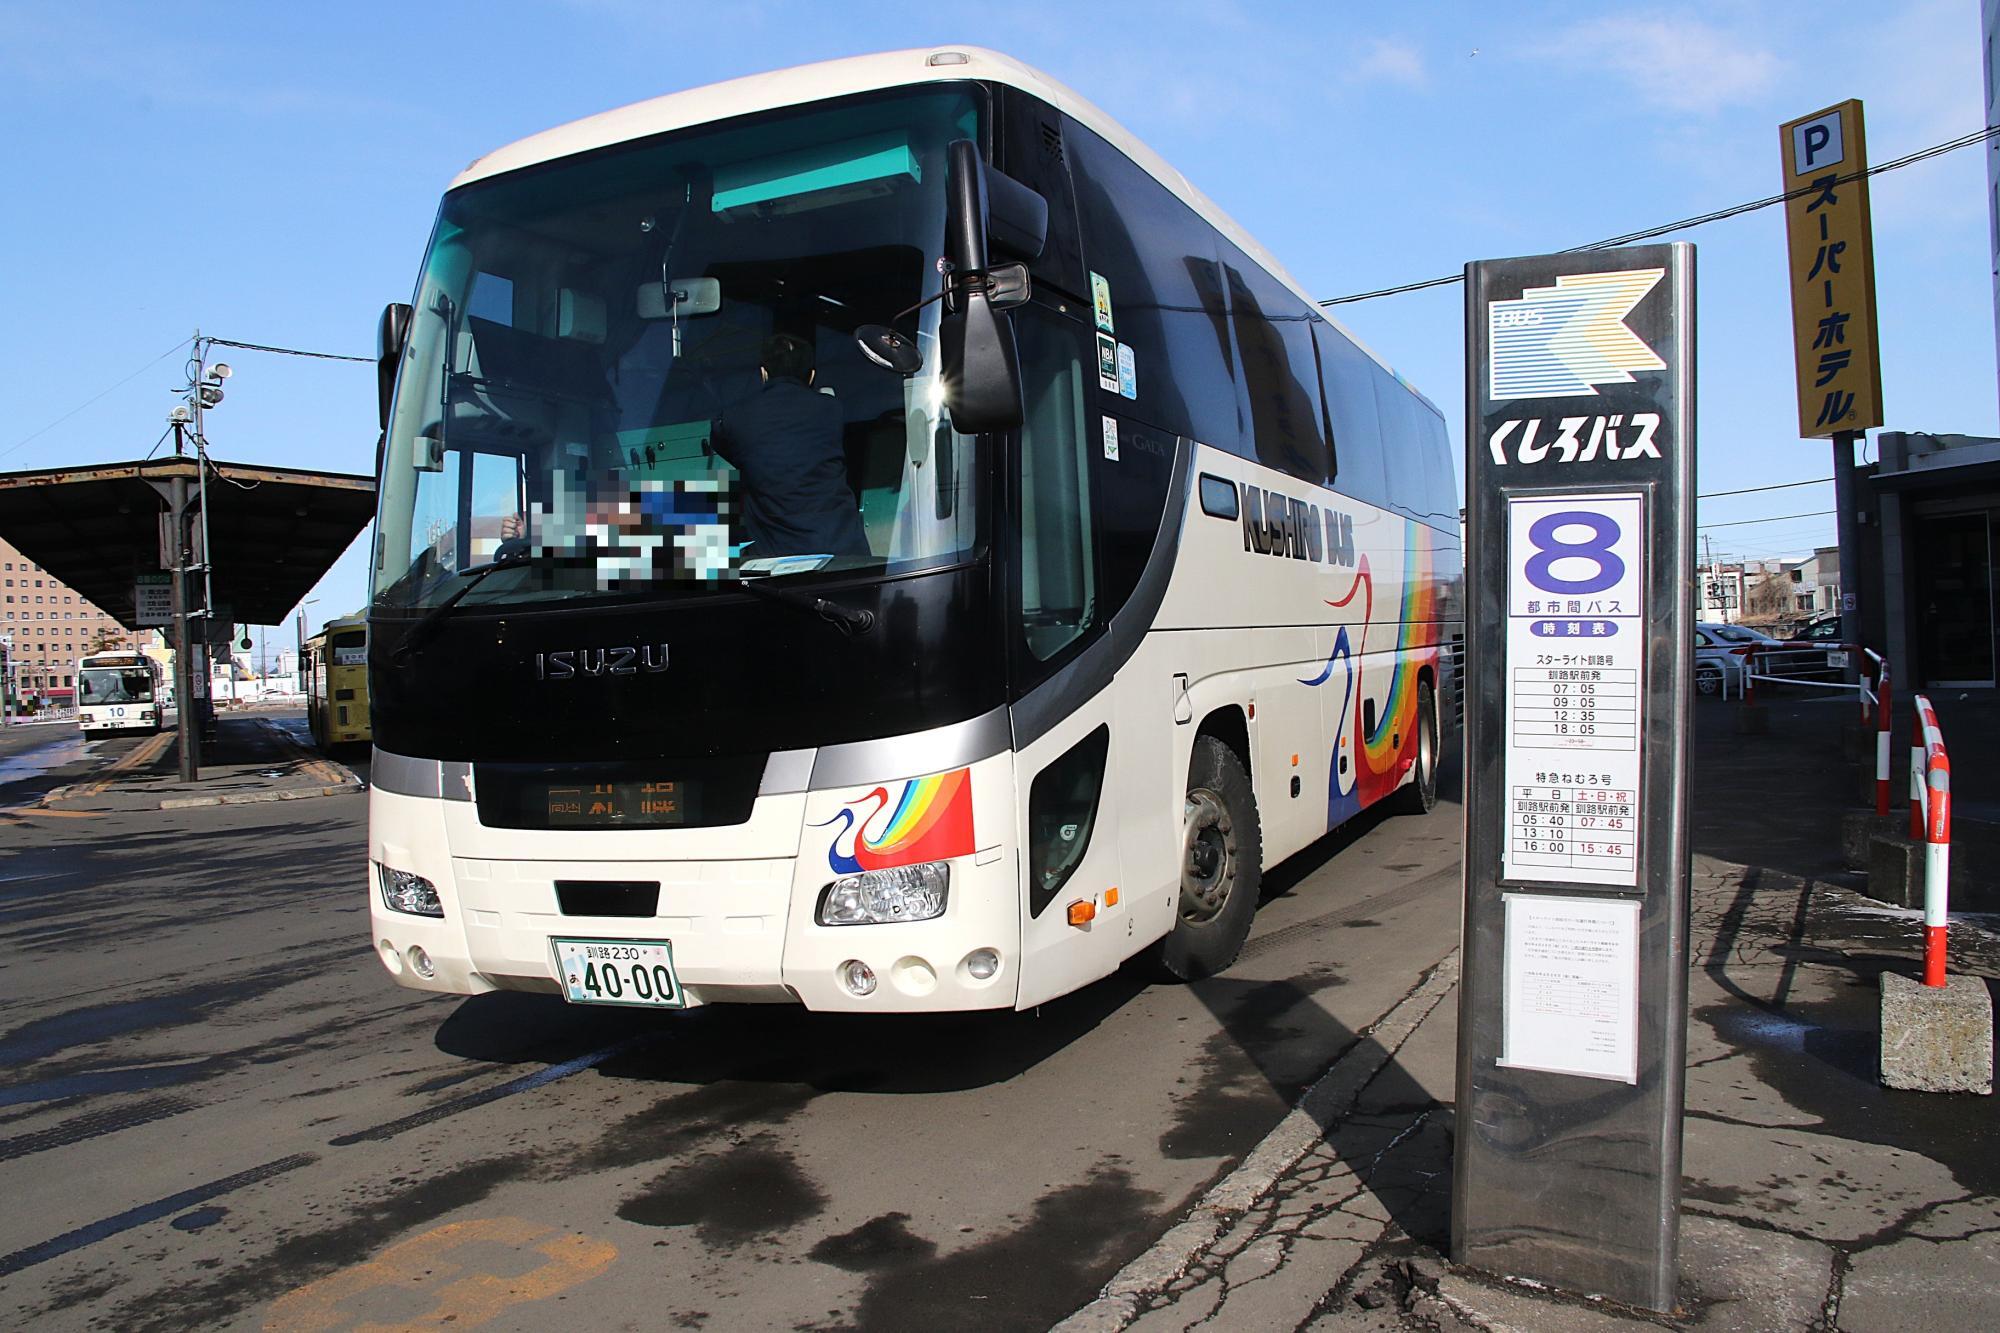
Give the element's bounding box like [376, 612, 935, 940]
[1735, 643, 1896, 818]
[1736, 645, 1896, 818]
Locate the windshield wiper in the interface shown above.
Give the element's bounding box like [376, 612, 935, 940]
[392, 550, 536, 661]
[737, 575, 876, 638]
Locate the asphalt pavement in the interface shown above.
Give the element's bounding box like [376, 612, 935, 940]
[0, 736, 1466, 1330]
[4, 692, 1994, 1332]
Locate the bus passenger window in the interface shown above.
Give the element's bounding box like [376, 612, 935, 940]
[1018, 311, 1097, 661]
[1314, 324, 1389, 510]
[1224, 259, 1328, 486]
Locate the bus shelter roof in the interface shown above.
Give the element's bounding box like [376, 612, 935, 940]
[0, 456, 375, 629]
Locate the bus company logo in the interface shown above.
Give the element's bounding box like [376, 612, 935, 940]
[1486, 413, 1663, 467]
[1242, 486, 1358, 569]
[534, 644, 669, 680]
[812, 768, 976, 875]
[1488, 268, 1665, 401]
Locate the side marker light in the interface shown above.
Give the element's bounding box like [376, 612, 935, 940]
[1067, 900, 1096, 927]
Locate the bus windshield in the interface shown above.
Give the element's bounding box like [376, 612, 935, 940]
[373, 85, 984, 614]
[81, 669, 154, 705]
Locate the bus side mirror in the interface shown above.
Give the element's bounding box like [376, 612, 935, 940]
[940, 140, 1024, 434]
[377, 301, 412, 432]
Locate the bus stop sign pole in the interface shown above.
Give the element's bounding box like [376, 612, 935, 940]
[1453, 243, 1694, 1312]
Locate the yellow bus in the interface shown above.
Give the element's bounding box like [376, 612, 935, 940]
[305, 614, 371, 749]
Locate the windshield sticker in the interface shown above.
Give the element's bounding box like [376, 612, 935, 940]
[812, 767, 976, 874]
[1117, 342, 1137, 399]
[526, 474, 740, 586]
[1096, 332, 1119, 392]
[1091, 272, 1115, 333]
[1102, 416, 1120, 462]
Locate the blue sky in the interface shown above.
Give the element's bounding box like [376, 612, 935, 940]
[1, 1, 1993, 651]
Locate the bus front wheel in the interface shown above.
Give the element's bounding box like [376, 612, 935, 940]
[1158, 735, 1262, 981]
[1387, 681, 1439, 816]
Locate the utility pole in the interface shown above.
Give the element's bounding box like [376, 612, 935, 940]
[168, 433, 200, 781]
[1832, 430, 1861, 674]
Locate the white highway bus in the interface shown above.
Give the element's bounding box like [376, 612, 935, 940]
[366, 48, 1462, 1013]
[77, 651, 164, 737]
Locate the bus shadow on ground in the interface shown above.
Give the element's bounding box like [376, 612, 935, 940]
[433, 967, 1156, 1096]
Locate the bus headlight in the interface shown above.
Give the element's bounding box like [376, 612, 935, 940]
[817, 862, 949, 926]
[376, 863, 443, 918]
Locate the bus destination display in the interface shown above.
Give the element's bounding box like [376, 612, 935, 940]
[545, 780, 685, 827]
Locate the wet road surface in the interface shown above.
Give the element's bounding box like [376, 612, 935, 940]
[0, 764, 1463, 1330]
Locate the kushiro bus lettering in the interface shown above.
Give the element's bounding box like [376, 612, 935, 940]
[364, 48, 1462, 1014]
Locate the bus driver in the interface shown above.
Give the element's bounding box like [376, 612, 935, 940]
[712, 333, 870, 561]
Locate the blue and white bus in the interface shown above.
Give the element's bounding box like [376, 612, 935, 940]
[365, 47, 1462, 1013]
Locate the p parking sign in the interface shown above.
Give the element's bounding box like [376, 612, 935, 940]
[1454, 244, 1694, 1312]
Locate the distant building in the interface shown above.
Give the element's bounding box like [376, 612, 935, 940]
[1698, 563, 1747, 624]
[0, 535, 138, 697]
[1789, 546, 1841, 617]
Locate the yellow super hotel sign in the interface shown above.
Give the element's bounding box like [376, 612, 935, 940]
[1780, 99, 1884, 438]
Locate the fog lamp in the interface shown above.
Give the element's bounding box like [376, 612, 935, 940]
[817, 862, 949, 926]
[964, 948, 1000, 980]
[839, 960, 878, 996]
[377, 863, 443, 918]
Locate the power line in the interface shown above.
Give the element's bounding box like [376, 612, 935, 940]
[1697, 476, 1832, 500]
[1697, 508, 1835, 530]
[1322, 123, 2000, 306]
[207, 337, 371, 364]
[0, 336, 194, 464]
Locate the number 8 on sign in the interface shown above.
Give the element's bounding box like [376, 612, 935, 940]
[1525, 511, 1625, 595]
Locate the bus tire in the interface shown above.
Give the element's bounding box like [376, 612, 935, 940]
[1158, 735, 1261, 981]
[1387, 682, 1439, 816]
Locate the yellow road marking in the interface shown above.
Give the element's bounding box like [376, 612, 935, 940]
[2, 806, 104, 820]
[65, 729, 175, 800]
[259, 719, 353, 788]
[262, 1216, 616, 1332]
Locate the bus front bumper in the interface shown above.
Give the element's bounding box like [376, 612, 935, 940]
[367, 784, 1020, 1014]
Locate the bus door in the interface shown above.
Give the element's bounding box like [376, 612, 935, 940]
[1009, 307, 1136, 1007]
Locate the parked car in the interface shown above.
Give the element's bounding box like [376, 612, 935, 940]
[1700, 621, 1833, 683]
[1694, 626, 1749, 696]
[1788, 613, 1842, 643]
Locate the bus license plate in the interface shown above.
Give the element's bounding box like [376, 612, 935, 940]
[550, 937, 683, 1008]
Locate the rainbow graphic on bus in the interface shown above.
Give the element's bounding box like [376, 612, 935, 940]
[815, 768, 977, 875]
[1301, 520, 1441, 827]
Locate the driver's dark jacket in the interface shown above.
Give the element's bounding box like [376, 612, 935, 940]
[713, 379, 870, 559]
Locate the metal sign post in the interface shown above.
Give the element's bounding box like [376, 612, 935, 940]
[1454, 243, 1695, 1312]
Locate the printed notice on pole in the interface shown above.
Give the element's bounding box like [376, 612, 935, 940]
[134, 574, 172, 628]
[1499, 892, 1640, 1084]
[1502, 493, 1645, 888]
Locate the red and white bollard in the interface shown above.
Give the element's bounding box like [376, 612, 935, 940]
[1871, 655, 1893, 818]
[1908, 695, 1952, 988]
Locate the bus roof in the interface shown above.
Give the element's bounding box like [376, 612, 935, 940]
[311, 612, 367, 639]
[448, 46, 1415, 393]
